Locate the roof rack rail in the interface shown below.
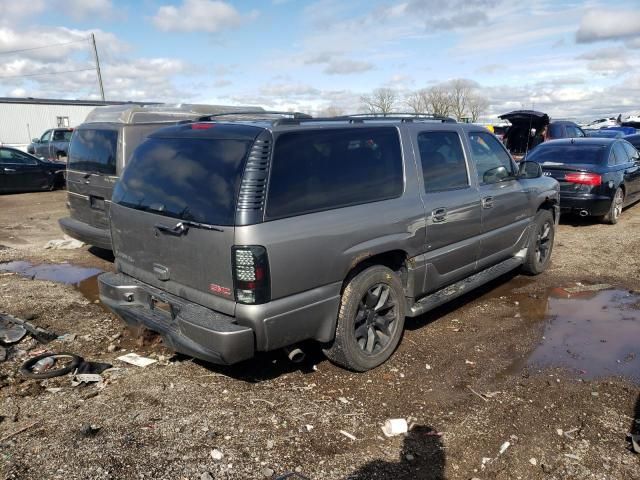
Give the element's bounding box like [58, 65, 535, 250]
[342, 112, 456, 122]
[274, 112, 456, 126]
[197, 110, 312, 121]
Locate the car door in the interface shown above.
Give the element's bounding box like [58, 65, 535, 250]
[617, 141, 640, 201]
[466, 131, 531, 268]
[415, 129, 481, 290]
[36, 130, 52, 159]
[0, 148, 48, 191]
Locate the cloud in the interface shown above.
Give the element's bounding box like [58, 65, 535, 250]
[576, 9, 640, 43]
[0, 0, 46, 24]
[64, 0, 116, 20]
[152, 0, 257, 33]
[578, 49, 630, 75]
[405, 0, 501, 31]
[323, 59, 373, 75]
[0, 25, 192, 101]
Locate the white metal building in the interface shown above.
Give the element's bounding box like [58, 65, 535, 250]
[0, 97, 155, 149]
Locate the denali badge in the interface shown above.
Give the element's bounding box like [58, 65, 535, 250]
[210, 284, 231, 296]
[543, 171, 552, 176]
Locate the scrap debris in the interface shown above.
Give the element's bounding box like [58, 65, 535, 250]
[117, 353, 157, 367]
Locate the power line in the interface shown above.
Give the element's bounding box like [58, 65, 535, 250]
[0, 38, 90, 57]
[0, 68, 95, 79]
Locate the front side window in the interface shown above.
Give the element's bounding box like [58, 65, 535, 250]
[39, 130, 52, 143]
[266, 127, 403, 219]
[468, 131, 515, 184]
[418, 131, 469, 192]
[68, 129, 118, 174]
[612, 142, 630, 165]
[0, 149, 38, 165]
[623, 141, 639, 162]
[566, 125, 585, 138]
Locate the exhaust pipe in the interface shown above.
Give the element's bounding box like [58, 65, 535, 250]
[579, 210, 589, 217]
[284, 346, 305, 363]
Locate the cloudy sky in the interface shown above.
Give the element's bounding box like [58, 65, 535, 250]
[0, 0, 639, 121]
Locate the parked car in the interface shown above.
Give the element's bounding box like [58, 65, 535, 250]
[0, 146, 65, 193]
[583, 117, 618, 130]
[526, 138, 640, 223]
[98, 115, 559, 371]
[624, 133, 640, 150]
[586, 129, 625, 139]
[59, 104, 259, 250]
[603, 126, 636, 136]
[499, 110, 585, 159]
[27, 128, 73, 161]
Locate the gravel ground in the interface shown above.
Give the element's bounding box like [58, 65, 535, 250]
[0, 191, 639, 480]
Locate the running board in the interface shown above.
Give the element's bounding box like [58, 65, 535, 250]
[407, 257, 525, 317]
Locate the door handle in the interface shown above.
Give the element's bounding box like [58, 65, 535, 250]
[3, 168, 16, 172]
[431, 207, 448, 222]
[482, 196, 494, 209]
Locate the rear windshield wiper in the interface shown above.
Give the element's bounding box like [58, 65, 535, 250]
[154, 220, 224, 236]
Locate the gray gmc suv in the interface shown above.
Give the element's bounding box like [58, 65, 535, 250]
[98, 114, 560, 371]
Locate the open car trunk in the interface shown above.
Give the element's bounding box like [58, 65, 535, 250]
[499, 110, 550, 157]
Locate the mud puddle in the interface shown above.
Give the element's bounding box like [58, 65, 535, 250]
[0, 260, 103, 302]
[496, 281, 640, 382]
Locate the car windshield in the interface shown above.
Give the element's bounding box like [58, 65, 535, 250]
[527, 145, 606, 165]
[113, 137, 251, 226]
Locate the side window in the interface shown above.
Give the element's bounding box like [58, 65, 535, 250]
[418, 131, 469, 192]
[468, 131, 515, 184]
[608, 148, 617, 166]
[622, 142, 639, 162]
[40, 130, 52, 143]
[267, 127, 403, 219]
[548, 124, 564, 139]
[53, 130, 67, 141]
[0, 149, 37, 165]
[566, 126, 582, 138]
[613, 142, 630, 165]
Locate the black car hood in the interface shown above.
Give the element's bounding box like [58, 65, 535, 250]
[499, 110, 550, 128]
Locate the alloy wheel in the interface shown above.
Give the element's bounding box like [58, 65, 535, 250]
[535, 221, 552, 264]
[353, 284, 398, 355]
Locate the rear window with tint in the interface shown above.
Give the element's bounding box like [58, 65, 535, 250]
[68, 129, 118, 174]
[266, 127, 403, 219]
[113, 137, 251, 226]
[527, 145, 606, 165]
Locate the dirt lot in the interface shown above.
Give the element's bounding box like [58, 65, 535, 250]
[0, 191, 639, 480]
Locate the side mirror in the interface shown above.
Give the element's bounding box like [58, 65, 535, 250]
[518, 160, 543, 179]
[32, 138, 39, 143]
[483, 165, 510, 184]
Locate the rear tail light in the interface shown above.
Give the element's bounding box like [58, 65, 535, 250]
[564, 172, 602, 186]
[190, 123, 215, 130]
[232, 246, 270, 304]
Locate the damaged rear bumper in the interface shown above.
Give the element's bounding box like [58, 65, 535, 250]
[98, 272, 255, 365]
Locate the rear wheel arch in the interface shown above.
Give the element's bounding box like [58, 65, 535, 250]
[342, 250, 409, 293]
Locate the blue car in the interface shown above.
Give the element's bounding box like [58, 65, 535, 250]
[586, 129, 625, 139]
[526, 138, 640, 224]
[604, 126, 637, 136]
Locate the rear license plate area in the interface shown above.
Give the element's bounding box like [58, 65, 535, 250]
[89, 196, 105, 210]
[150, 297, 175, 319]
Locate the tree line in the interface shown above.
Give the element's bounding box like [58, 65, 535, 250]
[358, 79, 490, 122]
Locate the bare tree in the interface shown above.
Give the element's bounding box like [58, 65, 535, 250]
[448, 79, 475, 121]
[468, 94, 489, 122]
[361, 88, 398, 116]
[319, 105, 345, 117]
[405, 89, 428, 114]
[425, 86, 454, 117]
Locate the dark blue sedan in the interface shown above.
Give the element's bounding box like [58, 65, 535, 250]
[526, 138, 640, 224]
[0, 147, 65, 194]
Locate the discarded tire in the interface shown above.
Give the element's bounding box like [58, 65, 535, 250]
[20, 352, 83, 379]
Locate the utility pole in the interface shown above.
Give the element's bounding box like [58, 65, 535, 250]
[91, 33, 105, 101]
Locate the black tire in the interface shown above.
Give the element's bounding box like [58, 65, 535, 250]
[602, 187, 624, 225]
[20, 352, 83, 379]
[323, 265, 405, 372]
[522, 209, 555, 275]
